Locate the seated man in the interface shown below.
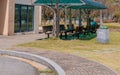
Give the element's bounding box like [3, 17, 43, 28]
[90, 19, 98, 33]
[75, 26, 83, 34]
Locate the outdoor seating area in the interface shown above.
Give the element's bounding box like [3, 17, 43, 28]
[35, 0, 107, 41]
[35, 0, 106, 40]
[42, 23, 99, 40]
[59, 24, 98, 40]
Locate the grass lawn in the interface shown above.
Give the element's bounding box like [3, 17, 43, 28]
[19, 23, 120, 74]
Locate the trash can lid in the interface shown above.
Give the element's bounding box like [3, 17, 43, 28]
[100, 26, 108, 29]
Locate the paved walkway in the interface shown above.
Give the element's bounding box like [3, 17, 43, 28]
[0, 56, 39, 75]
[0, 34, 46, 49]
[12, 47, 117, 75]
[0, 34, 118, 75]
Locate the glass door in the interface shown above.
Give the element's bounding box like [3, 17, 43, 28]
[21, 6, 27, 32]
[14, 4, 34, 33]
[15, 5, 20, 32]
[28, 6, 34, 31]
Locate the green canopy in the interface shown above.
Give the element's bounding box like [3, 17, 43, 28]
[69, 0, 107, 9]
[34, 0, 106, 9]
[34, 0, 85, 6]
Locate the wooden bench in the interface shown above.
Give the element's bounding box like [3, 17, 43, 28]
[42, 25, 65, 33]
[45, 31, 52, 38]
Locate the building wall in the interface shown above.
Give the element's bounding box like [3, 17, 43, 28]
[34, 6, 42, 33]
[15, 0, 42, 34]
[0, 0, 14, 35]
[8, 0, 15, 35]
[15, 0, 35, 5]
[0, 0, 42, 35]
[0, 0, 8, 35]
[15, 0, 42, 33]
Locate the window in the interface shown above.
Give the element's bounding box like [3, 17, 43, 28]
[15, 5, 20, 32]
[28, 6, 34, 31]
[14, 4, 34, 32]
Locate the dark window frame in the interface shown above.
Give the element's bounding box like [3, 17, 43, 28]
[14, 4, 34, 33]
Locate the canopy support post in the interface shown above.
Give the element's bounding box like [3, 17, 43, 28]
[86, 10, 91, 27]
[79, 9, 82, 26]
[64, 7, 67, 28]
[100, 10, 103, 27]
[69, 8, 72, 29]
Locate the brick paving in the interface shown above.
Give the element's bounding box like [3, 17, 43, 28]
[0, 34, 118, 75]
[11, 47, 117, 75]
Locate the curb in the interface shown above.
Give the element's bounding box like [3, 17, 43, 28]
[0, 50, 66, 75]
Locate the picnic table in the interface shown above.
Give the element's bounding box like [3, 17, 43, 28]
[60, 29, 75, 39]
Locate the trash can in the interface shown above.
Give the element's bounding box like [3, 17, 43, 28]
[97, 26, 109, 43]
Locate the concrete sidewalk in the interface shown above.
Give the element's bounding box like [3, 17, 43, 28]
[0, 34, 46, 49]
[0, 34, 118, 75]
[0, 56, 39, 75]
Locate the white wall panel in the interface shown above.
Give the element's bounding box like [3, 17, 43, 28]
[15, 0, 35, 5]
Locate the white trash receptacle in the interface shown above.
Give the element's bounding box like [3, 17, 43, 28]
[97, 28, 109, 43]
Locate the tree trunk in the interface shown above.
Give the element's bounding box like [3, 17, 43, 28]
[53, 4, 60, 37]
